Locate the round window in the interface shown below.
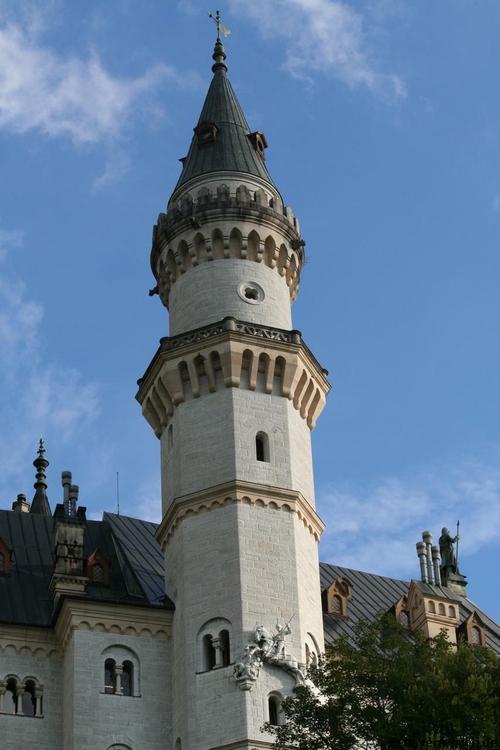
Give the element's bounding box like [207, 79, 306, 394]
[238, 281, 265, 305]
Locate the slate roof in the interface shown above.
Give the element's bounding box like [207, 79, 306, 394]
[320, 562, 500, 656]
[0, 509, 498, 656]
[172, 44, 277, 196]
[0, 510, 172, 627]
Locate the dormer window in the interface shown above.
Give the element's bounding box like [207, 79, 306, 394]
[391, 595, 410, 628]
[458, 613, 486, 647]
[87, 549, 111, 585]
[322, 576, 353, 617]
[0, 538, 12, 576]
[194, 120, 218, 146]
[247, 131, 268, 160]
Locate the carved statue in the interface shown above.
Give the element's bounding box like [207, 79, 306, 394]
[234, 621, 304, 691]
[439, 527, 459, 575]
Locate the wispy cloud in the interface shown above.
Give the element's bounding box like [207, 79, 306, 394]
[229, 0, 405, 98]
[0, 22, 176, 144]
[0, 226, 23, 260]
[318, 454, 500, 577]
[0, 226, 99, 501]
[123, 476, 161, 523]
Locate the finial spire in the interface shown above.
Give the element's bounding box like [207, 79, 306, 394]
[209, 10, 230, 73]
[30, 437, 52, 515]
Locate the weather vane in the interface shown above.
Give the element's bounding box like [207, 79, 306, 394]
[209, 9, 231, 40]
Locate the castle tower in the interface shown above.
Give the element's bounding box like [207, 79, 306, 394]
[137, 33, 330, 750]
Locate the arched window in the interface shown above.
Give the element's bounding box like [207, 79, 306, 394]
[167, 424, 173, 450]
[256, 432, 269, 462]
[202, 634, 216, 672]
[428, 601, 436, 614]
[92, 563, 104, 582]
[6, 678, 17, 714]
[268, 694, 283, 726]
[122, 661, 134, 697]
[332, 594, 342, 614]
[471, 626, 482, 645]
[219, 629, 230, 667]
[438, 603, 446, 615]
[175, 739, 182, 750]
[399, 610, 409, 627]
[22, 680, 36, 717]
[448, 606, 456, 618]
[105, 658, 116, 694]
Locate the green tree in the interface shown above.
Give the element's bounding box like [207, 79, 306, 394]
[265, 615, 500, 750]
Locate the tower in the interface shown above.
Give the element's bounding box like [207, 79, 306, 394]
[137, 32, 330, 750]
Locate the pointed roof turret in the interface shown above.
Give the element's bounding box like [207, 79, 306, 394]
[171, 33, 277, 199]
[30, 438, 51, 515]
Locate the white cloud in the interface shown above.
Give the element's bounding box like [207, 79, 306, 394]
[318, 454, 500, 577]
[0, 226, 23, 260]
[0, 22, 177, 144]
[229, 0, 405, 98]
[92, 150, 131, 191]
[124, 476, 161, 523]
[0, 227, 99, 499]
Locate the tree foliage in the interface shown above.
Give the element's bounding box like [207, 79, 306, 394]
[265, 615, 500, 750]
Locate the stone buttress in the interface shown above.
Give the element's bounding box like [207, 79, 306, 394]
[137, 34, 330, 750]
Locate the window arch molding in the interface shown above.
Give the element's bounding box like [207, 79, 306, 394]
[197, 617, 232, 673]
[268, 692, 285, 726]
[305, 632, 320, 668]
[101, 645, 140, 697]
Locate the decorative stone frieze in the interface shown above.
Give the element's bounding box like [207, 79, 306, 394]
[54, 599, 172, 652]
[151, 185, 305, 305]
[136, 317, 330, 436]
[156, 479, 325, 547]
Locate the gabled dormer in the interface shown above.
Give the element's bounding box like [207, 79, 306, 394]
[458, 612, 486, 646]
[87, 548, 111, 585]
[322, 576, 352, 617]
[0, 537, 12, 576]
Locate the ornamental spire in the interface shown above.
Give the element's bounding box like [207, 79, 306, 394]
[30, 438, 51, 515]
[209, 10, 230, 73]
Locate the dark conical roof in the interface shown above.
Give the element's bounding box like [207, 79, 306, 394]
[30, 439, 51, 516]
[172, 38, 277, 196]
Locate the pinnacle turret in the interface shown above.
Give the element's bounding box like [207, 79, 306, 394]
[171, 34, 277, 200]
[30, 438, 51, 515]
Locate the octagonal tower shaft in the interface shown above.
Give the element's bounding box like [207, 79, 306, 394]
[137, 37, 330, 750]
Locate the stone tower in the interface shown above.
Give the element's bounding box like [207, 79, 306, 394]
[137, 33, 330, 750]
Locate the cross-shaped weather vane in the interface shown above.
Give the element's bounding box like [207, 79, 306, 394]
[209, 9, 231, 39]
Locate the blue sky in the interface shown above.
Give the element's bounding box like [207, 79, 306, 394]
[0, 0, 499, 621]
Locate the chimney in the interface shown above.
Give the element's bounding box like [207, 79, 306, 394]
[61, 471, 72, 516]
[432, 546, 442, 586]
[12, 493, 30, 513]
[422, 531, 435, 584]
[69, 484, 79, 517]
[416, 541, 428, 583]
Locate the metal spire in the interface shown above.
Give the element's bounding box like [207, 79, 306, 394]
[30, 438, 52, 515]
[209, 10, 230, 73]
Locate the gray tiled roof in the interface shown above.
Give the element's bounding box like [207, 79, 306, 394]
[320, 562, 500, 656]
[0, 509, 498, 656]
[0, 510, 172, 627]
[172, 65, 277, 195]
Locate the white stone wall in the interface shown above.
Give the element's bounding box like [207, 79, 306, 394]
[168, 259, 292, 336]
[165, 501, 323, 749]
[161, 387, 314, 510]
[0, 645, 63, 750]
[63, 629, 171, 750]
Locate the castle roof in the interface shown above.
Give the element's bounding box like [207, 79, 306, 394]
[0, 510, 172, 626]
[0, 509, 498, 656]
[171, 37, 278, 199]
